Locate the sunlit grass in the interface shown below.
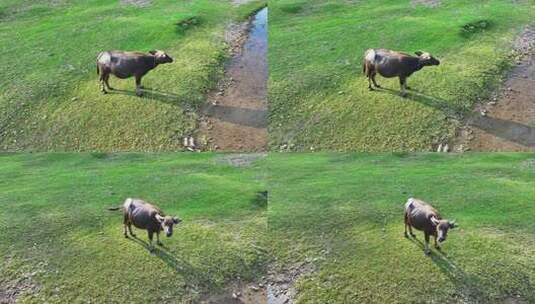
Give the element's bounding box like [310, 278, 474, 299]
[268, 0, 535, 151]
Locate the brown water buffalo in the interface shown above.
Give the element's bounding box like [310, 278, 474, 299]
[96, 50, 173, 96]
[363, 49, 440, 97]
[404, 198, 456, 255]
[108, 198, 181, 250]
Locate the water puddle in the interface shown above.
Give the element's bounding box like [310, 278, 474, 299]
[195, 7, 268, 151]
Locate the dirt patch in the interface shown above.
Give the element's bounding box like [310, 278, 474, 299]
[195, 8, 268, 152]
[411, 0, 441, 8]
[0, 269, 41, 304]
[200, 282, 266, 304]
[503, 296, 530, 304]
[267, 262, 315, 304]
[120, 0, 151, 8]
[216, 153, 267, 167]
[455, 26, 535, 152]
[231, 0, 257, 5]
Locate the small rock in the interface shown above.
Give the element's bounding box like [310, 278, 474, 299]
[488, 101, 496, 106]
[480, 110, 487, 117]
[232, 292, 239, 299]
[250, 285, 259, 291]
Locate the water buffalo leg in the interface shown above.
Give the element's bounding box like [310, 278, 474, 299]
[103, 74, 113, 90]
[404, 213, 416, 238]
[399, 77, 407, 97]
[434, 235, 441, 250]
[135, 75, 143, 96]
[99, 72, 107, 94]
[424, 233, 431, 255]
[123, 213, 129, 237]
[127, 223, 136, 237]
[371, 72, 381, 88]
[148, 231, 154, 250]
[156, 232, 163, 246]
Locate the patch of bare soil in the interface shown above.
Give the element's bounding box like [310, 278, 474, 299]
[504, 296, 530, 304]
[411, 0, 441, 8]
[455, 26, 535, 152]
[200, 282, 267, 304]
[195, 8, 268, 152]
[120, 0, 151, 8]
[0, 269, 41, 304]
[267, 262, 315, 304]
[216, 153, 267, 167]
[231, 0, 257, 5]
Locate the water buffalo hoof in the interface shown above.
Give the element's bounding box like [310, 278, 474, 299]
[375, 84, 381, 88]
[124, 234, 129, 238]
[368, 87, 374, 91]
[157, 241, 163, 246]
[410, 233, 416, 238]
[425, 250, 431, 256]
[130, 234, 136, 238]
[136, 91, 143, 97]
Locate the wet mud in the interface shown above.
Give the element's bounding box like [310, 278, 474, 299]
[456, 27, 535, 152]
[195, 7, 268, 152]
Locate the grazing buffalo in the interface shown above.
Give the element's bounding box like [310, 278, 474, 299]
[96, 50, 173, 96]
[363, 49, 440, 97]
[404, 198, 456, 255]
[108, 198, 181, 250]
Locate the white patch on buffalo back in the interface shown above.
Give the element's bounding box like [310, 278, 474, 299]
[406, 197, 415, 209]
[123, 198, 133, 210]
[365, 49, 376, 62]
[98, 52, 111, 65]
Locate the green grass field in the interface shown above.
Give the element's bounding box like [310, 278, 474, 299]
[268, 153, 535, 303]
[0, 0, 265, 152]
[0, 153, 267, 302]
[268, 0, 535, 151]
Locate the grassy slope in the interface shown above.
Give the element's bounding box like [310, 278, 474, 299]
[0, 0, 265, 152]
[0, 153, 267, 303]
[269, 0, 535, 151]
[268, 153, 535, 303]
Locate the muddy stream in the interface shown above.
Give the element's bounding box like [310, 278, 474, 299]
[194, 7, 268, 152]
[455, 27, 535, 151]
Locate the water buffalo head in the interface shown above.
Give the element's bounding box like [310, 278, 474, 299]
[431, 217, 456, 243]
[155, 214, 182, 237]
[149, 50, 174, 64]
[415, 51, 440, 66]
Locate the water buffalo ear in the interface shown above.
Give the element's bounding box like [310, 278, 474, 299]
[415, 51, 423, 56]
[450, 220, 457, 229]
[173, 217, 180, 224]
[148, 50, 157, 55]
